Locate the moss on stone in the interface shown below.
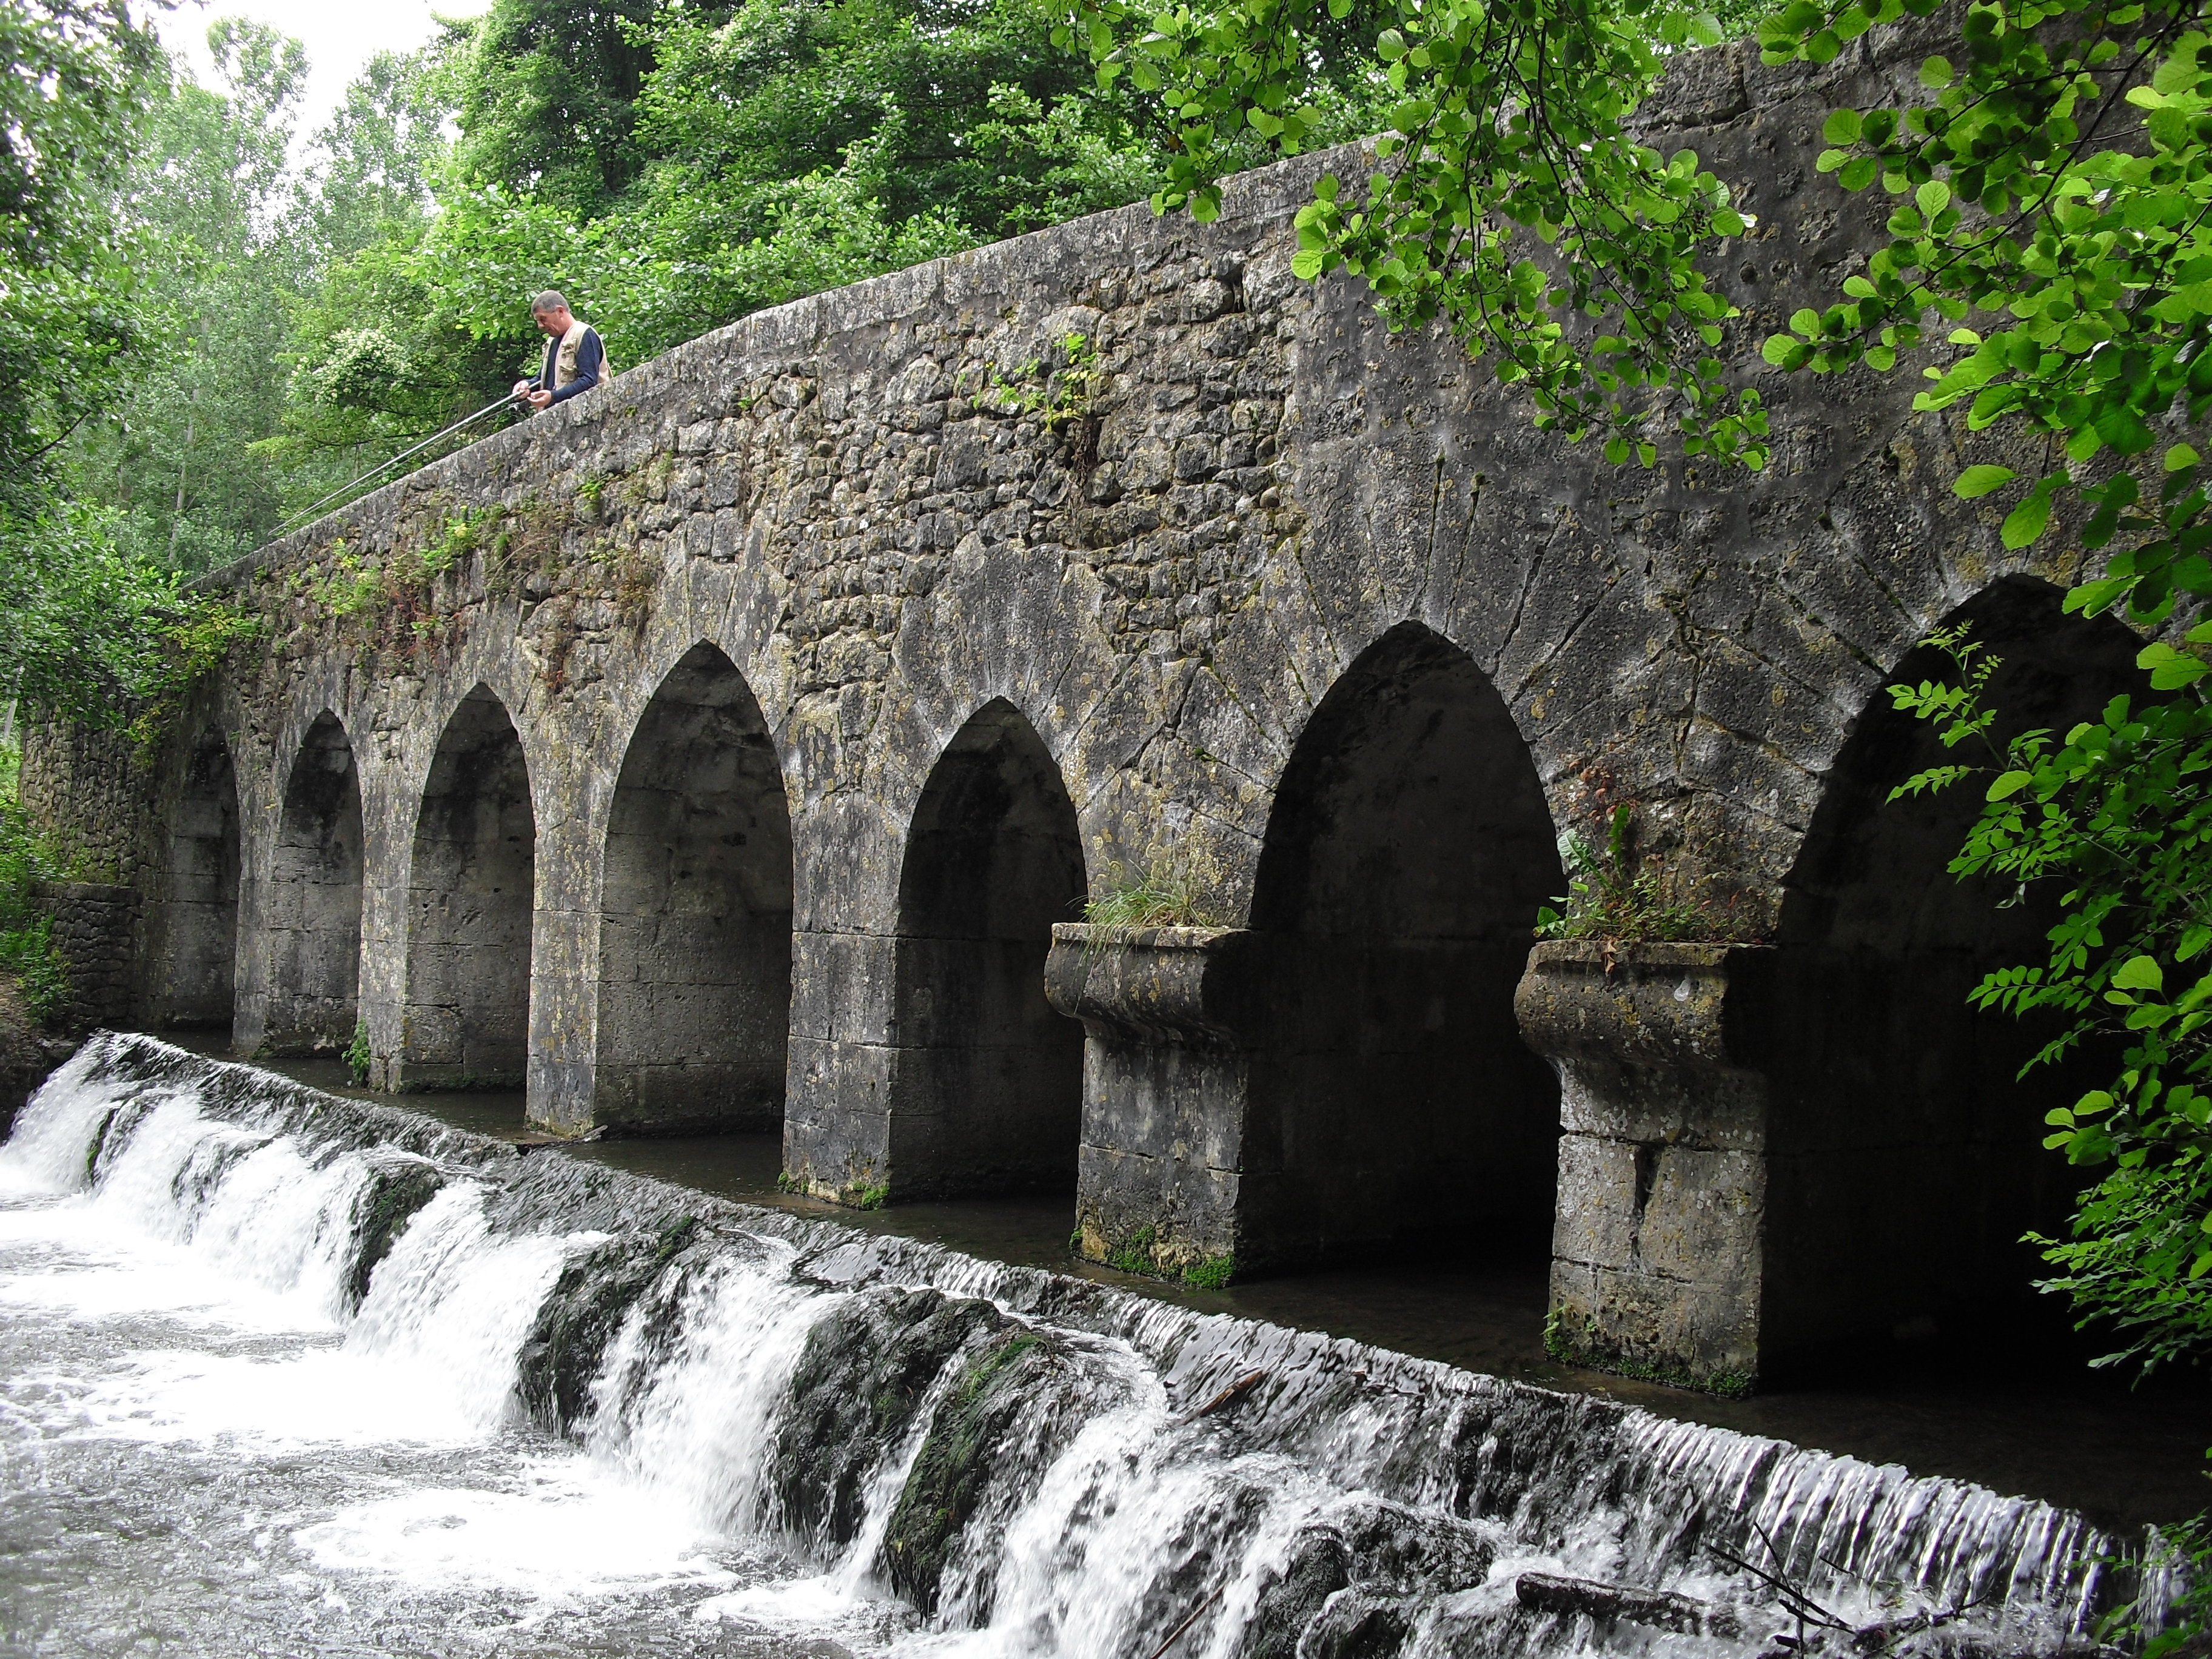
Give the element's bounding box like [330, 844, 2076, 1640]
[770, 1287, 1005, 1549]
[1182, 1253, 1236, 1290]
[346, 1160, 443, 1312]
[514, 1215, 702, 1436]
[883, 1327, 1061, 1612]
[1543, 1306, 1754, 1399]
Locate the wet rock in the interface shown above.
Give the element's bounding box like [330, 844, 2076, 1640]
[882, 1326, 1068, 1614]
[1237, 1527, 1352, 1659]
[515, 1212, 699, 1433]
[1232, 1499, 1494, 1659]
[344, 1156, 444, 1312]
[1302, 1589, 1417, 1659]
[770, 1286, 1006, 1550]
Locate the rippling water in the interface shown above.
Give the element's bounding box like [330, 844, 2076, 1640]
[0, 1035, 2140, 1657]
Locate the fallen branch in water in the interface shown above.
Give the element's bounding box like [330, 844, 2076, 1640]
[1185, 1369, 1264, 1421]
[1144, 1584, 1224, 1659]
[1707, 1521, 2006, 1659]
[1516, 1570, 1743, 1638]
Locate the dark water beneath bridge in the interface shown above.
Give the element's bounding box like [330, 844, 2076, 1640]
[0, 1036, 2191, 1658]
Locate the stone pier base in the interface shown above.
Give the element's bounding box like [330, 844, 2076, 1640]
[1515, 941, 1773, 1395]
[1045, 923, 1260, 1279]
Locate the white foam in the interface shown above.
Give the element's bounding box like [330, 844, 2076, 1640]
[293, 1460, 744, 1602]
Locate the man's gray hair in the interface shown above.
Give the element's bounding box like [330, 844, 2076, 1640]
[531, 289, 569, 316]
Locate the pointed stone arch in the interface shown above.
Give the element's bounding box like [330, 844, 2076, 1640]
[1241, 620, 1564, 1269]
[594, 642, 794, 1133]
[144, 726, 241, 1033]
[397, 685, 535, 1091]
[1762, 575, 2144, 1375]
[255, 710, 365, 1054]
[888, 699, 1087, 1198]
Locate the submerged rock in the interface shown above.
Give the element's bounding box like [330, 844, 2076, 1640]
[515, 1212, 701, 1433]
[882, 1326, 1070, 1614]
[771, 1285, 1007, 1551]
[345, 1155, 443, 1312]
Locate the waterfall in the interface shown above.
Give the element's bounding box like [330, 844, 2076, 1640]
[0, 1033, 2132, 1658]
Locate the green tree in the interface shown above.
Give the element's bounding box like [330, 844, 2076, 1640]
[0, 0, 164, 523]
[69, 18, 312, 572]
[0, 0, 184, 727]
[447, 0, 680, 214]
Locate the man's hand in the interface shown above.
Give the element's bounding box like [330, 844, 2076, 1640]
[526, 389, 553, 411]
[510, 379, 531, 400]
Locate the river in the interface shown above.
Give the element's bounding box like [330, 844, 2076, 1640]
[0, 1034, 2163, 1656]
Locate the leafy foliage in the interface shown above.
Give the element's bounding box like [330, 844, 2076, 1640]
[0, 797, 81, 1030]
[1889, 617, 2212, 1379]
[1748, 0, 2212, 1398]
[0, 0, 164, 522]
[1061, 0, 1777, 469]
[1535, 803, 1753, 942]
[1759, 0, 2212, 563]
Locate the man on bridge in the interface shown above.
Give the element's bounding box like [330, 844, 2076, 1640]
[514, 290, 609, 412]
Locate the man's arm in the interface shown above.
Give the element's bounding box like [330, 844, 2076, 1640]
[547, 330, 603, 404]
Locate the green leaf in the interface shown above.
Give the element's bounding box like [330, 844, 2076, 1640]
[1290, 248, 1326, 280]
[2094, 403, 2156, 455]
[1985, 769, 2033, 800]
[1824, 108, 1863, 144]
[1915, 179, 1950, 218]
[1954, 465, 2017, 498]
[1763, 334, 1809, 369]
[2002, 486, 2053, 549]
[1920, 54, 1953, 86]
[2137, 641, 2210, 688]
[2112, 955, 2165, 992]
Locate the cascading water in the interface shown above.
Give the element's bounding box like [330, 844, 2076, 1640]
[0, 1033, 2132, 1657]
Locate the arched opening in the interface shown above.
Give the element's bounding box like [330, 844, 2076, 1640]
[890, 700, 1087, 1198]
[398, 685, 535, 1090]
[145, 728, 241, 1031]
[596, 644, 793, 1134]
[260, 711, 364, 1054]
[1765, 577, 2145, 1377]
[1242, 622, 1564, 1271]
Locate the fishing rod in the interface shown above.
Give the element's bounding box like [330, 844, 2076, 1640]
[280, 390, 525, 535]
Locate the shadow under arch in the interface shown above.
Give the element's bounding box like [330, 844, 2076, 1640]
[144, 725, 241, 1033]
[1241, 621, 1564, 1272]
[889, 699, 1087, 1199]
[595, 643, 794, 1134]
[256, 710, 364, 1055]
[1763, 575, 2145, 1378]
[397, 685, 535, 1091]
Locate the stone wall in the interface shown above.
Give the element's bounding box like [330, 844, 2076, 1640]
[32, 880, 144, 1033]
[21, 720, 147, 884]
[22, 13, 2163, 1389]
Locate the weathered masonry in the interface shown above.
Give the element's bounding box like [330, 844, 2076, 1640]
[24, 22, 2150, 1392]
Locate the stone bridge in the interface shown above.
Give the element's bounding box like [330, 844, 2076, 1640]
[25, 22, 2145, 1391]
